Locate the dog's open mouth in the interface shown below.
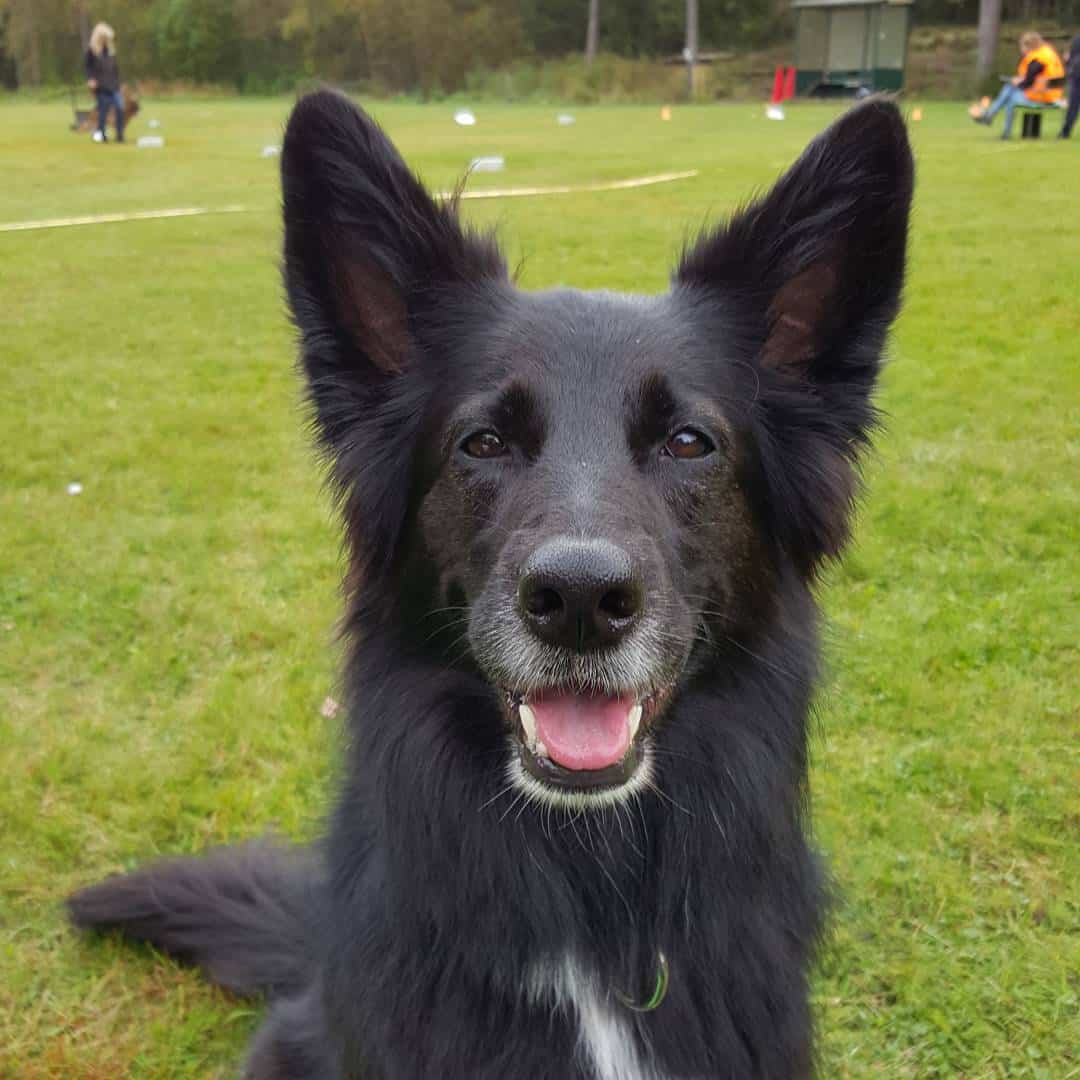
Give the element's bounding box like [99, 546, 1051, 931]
[505, 689, 667, 790]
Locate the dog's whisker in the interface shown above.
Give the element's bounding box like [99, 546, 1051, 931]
[497, 785, 530, 823]
[719, 635, 802, 681]
[644, 778, 694, 818]
[479, 782, 516, 812]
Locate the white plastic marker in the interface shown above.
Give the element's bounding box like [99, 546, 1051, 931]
[1, 171, 699, 234]
[468, 155, 505, 173]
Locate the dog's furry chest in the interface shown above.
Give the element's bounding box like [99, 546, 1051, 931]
[529, 956, 668, 1080]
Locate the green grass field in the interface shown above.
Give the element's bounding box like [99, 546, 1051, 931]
[2, 97, 1077, 1077]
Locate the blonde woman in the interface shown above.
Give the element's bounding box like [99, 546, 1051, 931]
[84, 23, 124, 144]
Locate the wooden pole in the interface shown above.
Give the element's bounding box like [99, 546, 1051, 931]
[685, 0, 699, 97]
[975, 0, 1002, 86]
[585, 0, 599, 67]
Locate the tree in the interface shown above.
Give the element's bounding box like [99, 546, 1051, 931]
[0, 0, 75, 86]
[685, 0, 698, 96]
[584, 0, 598, 65]
[75, 0, 88, 49]
[975, 0, 1002, 86]
[152, 0, 241, 84]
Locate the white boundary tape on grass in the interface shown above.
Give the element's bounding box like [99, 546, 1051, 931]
[0, 204, 251, 233]
[0, 170, 698, 234]
[442, 169, 699, 201]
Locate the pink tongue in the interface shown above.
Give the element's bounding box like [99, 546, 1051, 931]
[529, 693, 634, 771]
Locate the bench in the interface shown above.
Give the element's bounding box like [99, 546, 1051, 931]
[1017, 76, 1068, 138]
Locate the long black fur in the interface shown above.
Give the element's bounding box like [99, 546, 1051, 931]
[69, 92, 913, 1079]
[68, 841, 317, 998]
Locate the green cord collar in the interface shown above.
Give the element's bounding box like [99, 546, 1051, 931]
[615, 951, 669, 1013]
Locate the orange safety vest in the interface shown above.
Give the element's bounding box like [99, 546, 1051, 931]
[1017, 44, 1065, 103]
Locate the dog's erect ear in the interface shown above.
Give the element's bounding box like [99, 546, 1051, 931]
[281, 89, 506, 430]
[677, 98, 912, 379]
[676, 100, 914, 573]
[282, 90, 507, 586]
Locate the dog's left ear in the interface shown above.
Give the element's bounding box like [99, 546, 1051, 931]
[677, 99, 912, 378]
[676, 99, 914, 572]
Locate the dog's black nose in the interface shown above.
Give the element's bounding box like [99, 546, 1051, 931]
[518, 539, 644, 651]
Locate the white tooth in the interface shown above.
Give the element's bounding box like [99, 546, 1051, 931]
[628, 703, 643, 741]
[534, 738, 549, 759]
[519, 703, 538, 749]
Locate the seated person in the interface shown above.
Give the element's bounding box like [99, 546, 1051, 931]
[1060, 33, 1080, 139]
[971, 31, 1064, 139]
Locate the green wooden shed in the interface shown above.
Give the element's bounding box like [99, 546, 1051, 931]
[792, 0, 913, 96]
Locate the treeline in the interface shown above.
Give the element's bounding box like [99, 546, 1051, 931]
[1, 0, 1076, 94]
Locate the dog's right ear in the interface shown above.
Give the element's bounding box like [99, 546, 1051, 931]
[282, 90, 506, 440]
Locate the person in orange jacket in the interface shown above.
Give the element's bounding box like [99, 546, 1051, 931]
[971, 31, 1064, 139]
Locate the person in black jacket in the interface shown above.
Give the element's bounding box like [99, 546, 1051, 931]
[84, 23, 124, 144]
[1061, 34, 1080, 139]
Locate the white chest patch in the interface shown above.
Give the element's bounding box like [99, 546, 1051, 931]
[528, 956, 666, 1080]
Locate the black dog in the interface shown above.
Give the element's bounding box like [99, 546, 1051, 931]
[69, 91, 913, 1079]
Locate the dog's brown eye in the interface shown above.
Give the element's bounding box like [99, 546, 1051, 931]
[462, 431, 508, 459]
[664, 428, 714, 460]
